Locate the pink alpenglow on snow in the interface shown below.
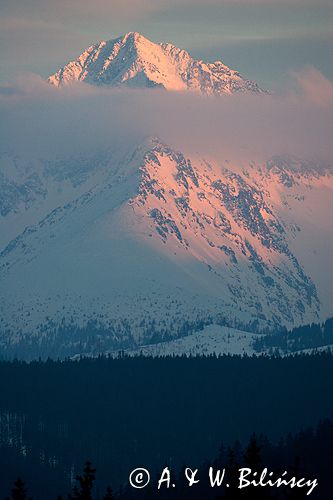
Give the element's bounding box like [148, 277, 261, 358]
[48, 32, 264, 95]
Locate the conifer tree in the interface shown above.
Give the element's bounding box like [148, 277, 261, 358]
[284, 457, 306, 499]
[11, 477, 28, 500]
[103, 486, 115, 500]
[68, 461, 96, 500]
[244, 434, 261, 470]
[223, 447, 242, 499]
[242, 435, 273, 499]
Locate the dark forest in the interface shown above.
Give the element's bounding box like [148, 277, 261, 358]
[0, 352, 332, 498]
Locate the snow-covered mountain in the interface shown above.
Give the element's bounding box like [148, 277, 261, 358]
[0, 32, 331, 358]
[0, 138, 332, 359]
[48, 32, 264, 95]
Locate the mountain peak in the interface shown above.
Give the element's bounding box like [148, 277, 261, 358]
[120, 31, 145, 44]
[48, 33, 265, 95]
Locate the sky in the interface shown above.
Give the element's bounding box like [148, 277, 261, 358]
[0, 0, 332, 90]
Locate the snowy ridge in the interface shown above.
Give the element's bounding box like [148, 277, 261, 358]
[0, 138, 332, 358]
[113, 324, 259, 358]
[48, 32, 264, 95]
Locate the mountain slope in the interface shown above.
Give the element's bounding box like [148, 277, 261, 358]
[0, 139, 332, 358]
[48, 32, 264, 95]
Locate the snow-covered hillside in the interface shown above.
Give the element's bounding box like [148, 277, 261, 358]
[48, 32, 264, 95]
[102, 326, 333, 359]
[114, 324, 260, 358]
[0, 138, 332, 358]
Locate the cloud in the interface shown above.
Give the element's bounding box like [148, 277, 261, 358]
[0, 68, 332, 168]
[293, 67, 333, 105]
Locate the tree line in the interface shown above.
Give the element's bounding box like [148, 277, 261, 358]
[254, 317, 333, 353]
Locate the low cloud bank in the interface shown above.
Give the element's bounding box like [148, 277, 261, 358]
[0, 67, 332, 167]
